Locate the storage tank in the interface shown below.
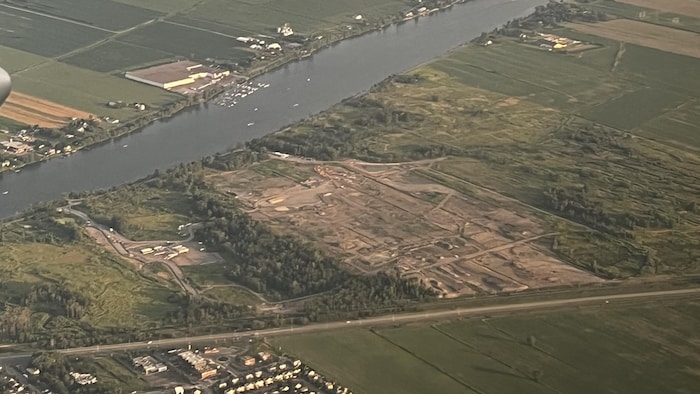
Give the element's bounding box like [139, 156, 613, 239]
[0, 67, 10, 107]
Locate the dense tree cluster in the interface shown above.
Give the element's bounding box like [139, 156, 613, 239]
[166, 294, 248, 324]
[193, 195, 350, 299]
[303, 274, 433, 321]
[247, 96, 430, 161]
[22, 284, 88, 319]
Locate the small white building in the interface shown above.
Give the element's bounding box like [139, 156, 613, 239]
[277, 23, 293, 36]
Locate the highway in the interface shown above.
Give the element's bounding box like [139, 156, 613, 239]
[2, 287, 698, 362]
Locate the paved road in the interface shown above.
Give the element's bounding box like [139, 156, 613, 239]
[2, 287, 698, 361]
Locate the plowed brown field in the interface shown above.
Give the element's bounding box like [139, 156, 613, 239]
[0, 91, 94, 128]
[571, 19, 700, 59]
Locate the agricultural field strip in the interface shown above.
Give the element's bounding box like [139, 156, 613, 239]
[161, 19, 238, 39]
[53, 17, 163, 62]
[5, 286, 693, 358]
[0, 3, 116, 33]
[616, 0, 700, 19]
[570, 19, 700, 59]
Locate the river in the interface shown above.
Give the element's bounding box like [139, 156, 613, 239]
[0, 0, 546, 218]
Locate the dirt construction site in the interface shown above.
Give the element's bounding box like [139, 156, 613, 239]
[0, 91, 94, 128]
[208, 157, 604, 297]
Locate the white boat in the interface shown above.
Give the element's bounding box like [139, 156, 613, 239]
[2, 191, 8, 195]
[247, 122, 255, 126]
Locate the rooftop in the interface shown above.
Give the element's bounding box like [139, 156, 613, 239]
[126, 61, 224, 85]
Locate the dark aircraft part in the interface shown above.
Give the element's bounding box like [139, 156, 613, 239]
[0, 67, 11, 107]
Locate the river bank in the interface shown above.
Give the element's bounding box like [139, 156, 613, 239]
[1, 0, 470, 175]
[0, 0, 548, 218]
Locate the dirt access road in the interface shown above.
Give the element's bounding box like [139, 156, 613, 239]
[61, 202, 200, 297]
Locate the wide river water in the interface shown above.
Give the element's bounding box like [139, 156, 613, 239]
[0, 0, 546, 218]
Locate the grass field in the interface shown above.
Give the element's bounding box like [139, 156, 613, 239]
[81, 186, 194, 241]
[181, 263, 261, 306]
[61, 41, 175, 73]
[427, 40, 632, 111]
[273, 300, 700, 394]
[0, 242, 179, 328]
[11, 61, 180, 119]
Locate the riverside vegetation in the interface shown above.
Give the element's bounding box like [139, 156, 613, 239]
[1, 0, 699, 351]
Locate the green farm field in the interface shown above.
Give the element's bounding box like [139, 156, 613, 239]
[586, 0, 700, 34]
[61, 41, 175, 73]
[11, 61, 179, 118]
[0, 5, 109, 57]
[117, 21, 254, 63]
[182, 0, 405, 35]
[3, 0, 161, 31]
[273, 300, 700, 394]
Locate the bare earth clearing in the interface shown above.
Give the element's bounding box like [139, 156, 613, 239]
[0, 91, 94, 127]
[617, 0, 700, 19]
[571, 19, 700, 59]
[208, 159, 603, 297]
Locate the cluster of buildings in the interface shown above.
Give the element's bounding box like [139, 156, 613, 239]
[520, 32, 586, 51]
[140, 244, 189, 260]
[215, 357, 352, 394]
[133, 355, 168, 375]
[1, 139, 32, 155]
[125, 61, 231, 93]
[277, 23, 294, 37]
[178, 350, 218, 380]
[69, 372, 97, 386]
[236, 37, 283, 52]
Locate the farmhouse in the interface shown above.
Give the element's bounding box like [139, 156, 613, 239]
[1, 140, 32, 154]
[125, 61, 230, 91]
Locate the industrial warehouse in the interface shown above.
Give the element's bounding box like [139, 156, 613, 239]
[125, 61, 232, 93]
